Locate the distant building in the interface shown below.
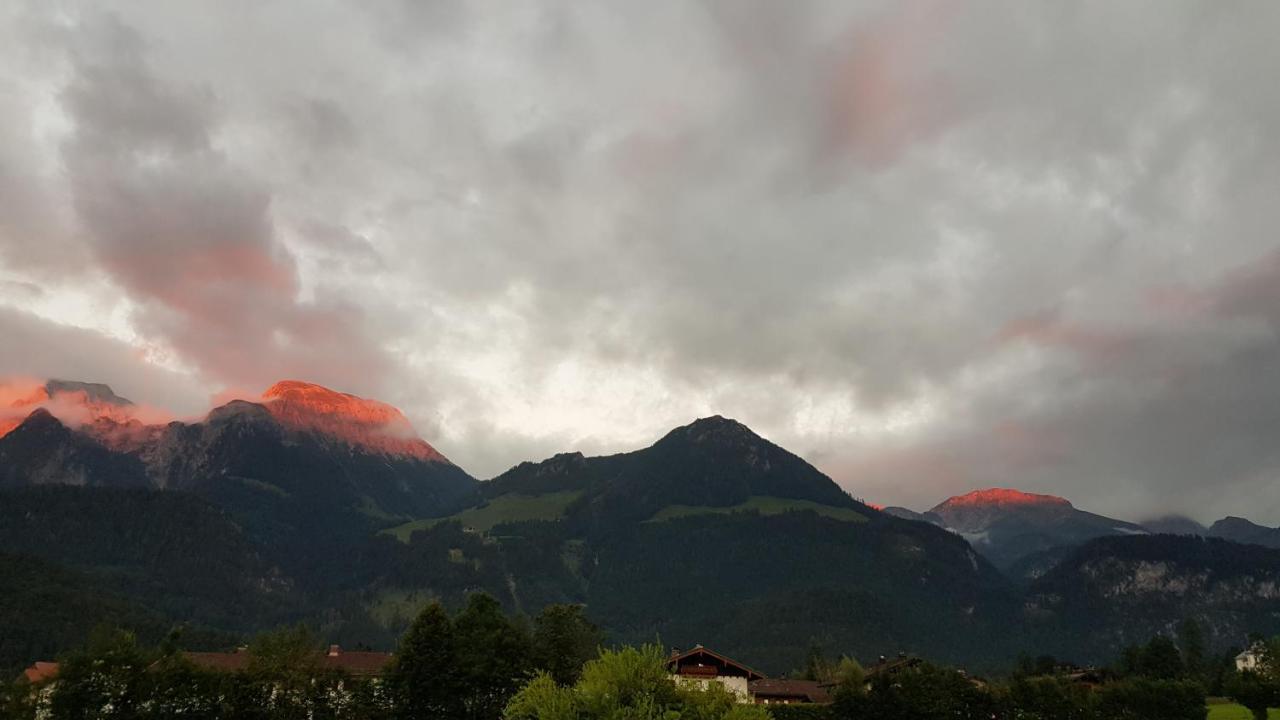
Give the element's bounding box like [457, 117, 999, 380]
[1237, 644, 1268, 672]
[15, 662, 59, 720]
[667, 645, 765, 702]
[19, 661, 59, 684]
[864, 653, 925, 687]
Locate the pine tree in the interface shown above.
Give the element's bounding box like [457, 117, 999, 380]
[387, 602, 464, 719]
[454, 593, 534, 720]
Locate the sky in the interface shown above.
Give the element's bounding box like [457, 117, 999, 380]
[2, 1, 1279, 523]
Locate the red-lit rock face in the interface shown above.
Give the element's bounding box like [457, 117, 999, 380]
[936, 488, 1071, 509]
[0, 379, 168, 449]
[0, 381, 51, 439]
[260, 380, 449, 463]
[930, 488, 1074, 534]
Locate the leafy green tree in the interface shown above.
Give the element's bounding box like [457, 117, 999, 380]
[454, 593, 535, 720]
[387, 601, 465, 719]
[1141, 636, 1186, 680]
[504, 673, 578, 720]
[839, 662, 997, 720]
[827, 656, 865, 702]
[1119, 635, 1186, 680]
[801, 641, 833, 682]
[1001, 676, 1092, 720]
[1094, 678, 1205, 720]
[47, 627, 151, 720]
[1013, 654, 1061, 678]
[576, 644, 681, 718]
[505, 644, 768, 720]
[532, 604, 603, 685]
[144, 653, 228, 718]
[1228, 670, 1279, 720]
[1178, 619, 1207, 680]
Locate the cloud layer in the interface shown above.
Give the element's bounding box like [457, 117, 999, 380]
[2, 1, 1279, 522]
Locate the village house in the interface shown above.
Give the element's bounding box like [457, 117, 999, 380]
[666, 645, 836, 705]
[666, 645, 765, 702]
[1237, 643, 1268, 672]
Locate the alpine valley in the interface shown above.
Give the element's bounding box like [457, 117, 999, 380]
[2, 378, 1279, 676]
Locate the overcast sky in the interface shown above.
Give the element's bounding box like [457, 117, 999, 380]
[2, 1, 1279, 523]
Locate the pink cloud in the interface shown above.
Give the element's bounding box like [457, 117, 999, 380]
[822, 1, 955, 168]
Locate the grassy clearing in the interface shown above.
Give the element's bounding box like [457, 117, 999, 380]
[1206, 701, 1280, 720]
[383, 490, 583, 542]
[646, 495, 869, 524]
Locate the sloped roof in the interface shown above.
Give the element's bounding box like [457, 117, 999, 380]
[181, 648, 393, 676]
[749, 678, 831, 703]
[667, 645, 765, 681]
[321, 651, 393, 676]
[20, 661, 59, 684]
[183, 651, 252, 672]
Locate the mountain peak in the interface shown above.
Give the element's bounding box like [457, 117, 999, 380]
[1, 378, 138, 440]
[934, 488, 1072, 511]
[258, 380, 449, 463]
[669, 415, 760, 447]
[45, 380, 132, 406]
[17, 406, 63, 430]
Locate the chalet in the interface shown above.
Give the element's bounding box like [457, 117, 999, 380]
[1237, 644, 1267, 672]
[667, 645, 765, 702]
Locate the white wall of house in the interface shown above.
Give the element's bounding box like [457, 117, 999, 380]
[1237, 649, 1264, 672]
[671, 674, 752, 702]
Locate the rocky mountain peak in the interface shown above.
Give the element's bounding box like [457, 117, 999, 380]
[45, 380, 133, 406]
[1, 379, 140, 440]
[934, 488, 1072, 512]
[257, 380, 450, 463]
[665, 415, 762, 451]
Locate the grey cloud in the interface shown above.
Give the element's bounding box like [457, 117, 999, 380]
[1, 2, 1280, 521]
[56, 12, 392, 398]
[0, 306, 206, 414]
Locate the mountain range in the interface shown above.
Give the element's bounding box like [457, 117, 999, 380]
[885, 488, 1280, 573]
[3, 377, 1280, 675]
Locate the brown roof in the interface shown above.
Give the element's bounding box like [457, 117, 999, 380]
[321, 650, 394, 676]
[750, 678, 832, 704]
[181, 647, 393, 676]
[20, 661, 58, 684]
[183, 651, 252, 673]
[667, 645, 765, 681]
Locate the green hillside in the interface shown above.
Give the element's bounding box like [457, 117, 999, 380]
[646, 495, 870, 524]
[384, 490, 583, 540]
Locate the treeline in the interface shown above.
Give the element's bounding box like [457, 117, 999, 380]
[9, 595, 1276, 720]
[2, 594, 601, 720]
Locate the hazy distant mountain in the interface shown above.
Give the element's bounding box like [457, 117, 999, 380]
[926, 488, 1147, 569]
[881, 506, 944, 525]
[1140, 514, 1208, 536]
[1208, 516, 1280, 548]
